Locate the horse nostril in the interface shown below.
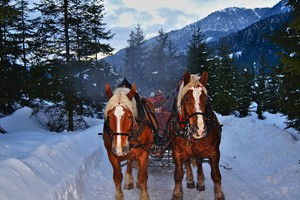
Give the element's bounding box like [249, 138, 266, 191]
[191, 126, 198, 133]
[123, 145, 129, 153]
[112, 146, 117, 154]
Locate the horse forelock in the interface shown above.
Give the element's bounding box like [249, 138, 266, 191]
[177, 74, 207, 114]
[104, 87, 137, 119]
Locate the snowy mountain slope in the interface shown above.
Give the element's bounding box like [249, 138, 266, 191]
[148, 1, 286, 52]
[209, 11, 291, 67]
[105, 1, 287, 71]
[170, 7, 270, 47]
[0, 106, 299, 199]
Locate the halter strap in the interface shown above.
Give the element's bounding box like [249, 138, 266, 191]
[112, 133, 130, 137]
[187, 112, 206, 119]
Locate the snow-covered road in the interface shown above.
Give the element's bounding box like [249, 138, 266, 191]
[0, 107, 299, 200]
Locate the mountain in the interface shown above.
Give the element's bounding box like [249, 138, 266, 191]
[168, 7, 271, 51]
[214, 12, 292, 68]
[105, 0, 288, 73]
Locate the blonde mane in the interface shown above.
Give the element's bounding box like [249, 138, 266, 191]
[177, 74, 208, 114]
[104, 87, 137, 119]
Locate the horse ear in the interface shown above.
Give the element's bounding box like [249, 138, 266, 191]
[105, 84, 113, 99]
[183, 70, 191, 86]
[127, 84, 136, 100]
[200, 71, 208, 86]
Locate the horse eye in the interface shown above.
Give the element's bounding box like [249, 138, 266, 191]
[184, 96, 189, 102]
[128, 116, 133, 120]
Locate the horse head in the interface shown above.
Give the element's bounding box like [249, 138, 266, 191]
[104, 84, 138, 156]
[177, 71, 209, 139]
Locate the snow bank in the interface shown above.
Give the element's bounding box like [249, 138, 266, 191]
[219, 113, 300, 199]
[0, 107, 104, 200]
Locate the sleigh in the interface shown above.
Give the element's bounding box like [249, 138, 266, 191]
[149, 106, 174, 166]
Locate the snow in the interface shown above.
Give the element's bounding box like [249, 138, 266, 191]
[0, 107, 299, 200]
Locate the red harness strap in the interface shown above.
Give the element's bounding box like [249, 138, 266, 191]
[179, 115, 185, 128]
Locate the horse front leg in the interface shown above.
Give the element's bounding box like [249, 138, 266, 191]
[108, 154, 124, 200]
[185, 159, 195, 189]
[196, 158, 205, 191]
[124, 159, 134, 190]
[137, 153, 150, 200]
[172, 153, 184, 200]
[209, 151, 225, 200]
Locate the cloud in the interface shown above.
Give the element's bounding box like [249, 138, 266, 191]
[158, 8, 197, 29]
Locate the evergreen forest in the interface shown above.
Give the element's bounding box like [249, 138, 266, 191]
[0, 0, 299, 132]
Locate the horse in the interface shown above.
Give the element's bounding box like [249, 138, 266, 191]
[168, 70, 225, 200]
[103, 81, 158, 200]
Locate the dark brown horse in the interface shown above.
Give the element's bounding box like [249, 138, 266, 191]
[168, 71, 225, 200]
[103, 83, 157, 200]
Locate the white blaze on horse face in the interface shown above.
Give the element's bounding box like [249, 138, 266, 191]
[114, 104, 124, 155]
[192, 87, 205, 137]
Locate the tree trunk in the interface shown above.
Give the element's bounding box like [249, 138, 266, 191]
[64, 0, 73, 131]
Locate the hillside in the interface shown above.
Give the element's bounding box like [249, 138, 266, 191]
[210, 12, 291, 67]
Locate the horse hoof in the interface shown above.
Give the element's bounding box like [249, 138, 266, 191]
[124, 183, 134, 190]
[196, 183, 205, 191]
[187, 182, 195, 189]
[171, 195, 183, 200]
[140, 192, 150, 200]
[115, 191, 124, 200]
[216, 191, 225, 200]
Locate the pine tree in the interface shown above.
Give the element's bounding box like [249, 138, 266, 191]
[123, 24, 147, 91]
[30, 0, 113, 131]
[209, 40, 239, 115]
[236, 67, 254, 117]
[67, 0, 114, 115]
[14, 0, 34, 104]
[147, 28, 169, 93]
[145, 28, 183, 95]
[264, 66, 281, 114]
[0, 0, 27, 114]
[255, 53, 268, 119]
[14, 0, 32, 69]
[273, 0, 300, 130]
[186, 25, 209, 74]
[164, 36, 184, 94]
[73, 0, 114, 60]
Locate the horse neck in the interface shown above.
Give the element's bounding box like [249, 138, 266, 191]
[205, 100, 220, 128]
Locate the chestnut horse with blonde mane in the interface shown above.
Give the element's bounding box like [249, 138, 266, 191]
[168, 71, 225, 200]
[103, 81, 157, 200]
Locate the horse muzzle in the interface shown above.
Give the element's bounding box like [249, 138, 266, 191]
[191, 125, 207, 139]
[112, 143, 130, 156]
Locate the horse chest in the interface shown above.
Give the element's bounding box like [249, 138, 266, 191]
[175, 137, 213, 158]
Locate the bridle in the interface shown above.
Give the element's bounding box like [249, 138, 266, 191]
[103, 98, 158, 151]
[104, 115, 138, 142]
[176, 92, 211, 139]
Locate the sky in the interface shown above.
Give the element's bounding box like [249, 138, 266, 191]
[103, 0, 281, 53]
